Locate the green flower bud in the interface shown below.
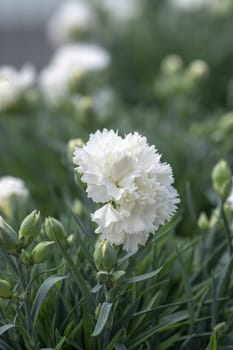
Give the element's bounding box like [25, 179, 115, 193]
[94, 240, 117, 272]
[197, 212, 209, 230]
[20, 249, 32, 266]
[110, 270, 126, 286]
[66, 234, 75, 247]
[67, 138, 83, 163]
[0, 279, 12, 298]
[31, 241, 55, 264]
[188, 60, 209, 81]
[18, 210, 41, 247]
[72, 199, 83, 217]
[45, 217, 66, 241]
[161, 54, 183, 75]
[0, 217, 18, 254]
[212, 160, 232, 199]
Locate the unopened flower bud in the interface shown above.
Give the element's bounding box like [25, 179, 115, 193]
[72, 199, 83, 217]
[20, 249, 32, 266]
[45, 217, 66, 241]
[18, 210, 41, 247]
[0, 217, 18, 254]
[188, 60, 209, 81]
[67, 138, 83, 163]
[66, 234, 75, 247]
[161, 54, 183, 75]
[94, 240, 117, 272]
[111, 270, 126, 286]
[0, 279, 12, 298]
[212, 160, 232, 200]
[31, 241, 55, 264]
[197, 212, 209, 230]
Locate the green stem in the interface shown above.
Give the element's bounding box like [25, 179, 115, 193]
[220, 200, 232, 255]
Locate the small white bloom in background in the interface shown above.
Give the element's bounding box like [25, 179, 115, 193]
[0, 176, 29, 209]
[39, 44, 110, 104]
[227, 181, 233, 209]
[101, 0, 142, 21]
[0, 65, 35, 111]
[47, 1, 94, 45]
[169, 0, 212, 10]
[73, 129, 179, 252]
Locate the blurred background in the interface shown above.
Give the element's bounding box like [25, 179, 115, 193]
[0, 0, 61, 68]
[1, 0, 233, 234]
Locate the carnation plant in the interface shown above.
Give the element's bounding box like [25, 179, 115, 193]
[0, 130, 233, 349]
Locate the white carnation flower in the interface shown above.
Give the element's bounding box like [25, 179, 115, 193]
[39, 44, 110, 104]
[0, 176, 29, 207]
[47, 1, 94, 45]
[73, 129, 179, 252]
[0, 65, 35, 111]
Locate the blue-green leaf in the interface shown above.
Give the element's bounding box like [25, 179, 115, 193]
[126, 266, 162, 284]
[32, 275, 67, 326]
[0, 324, 15, 336]
[92, 302, 112, 336]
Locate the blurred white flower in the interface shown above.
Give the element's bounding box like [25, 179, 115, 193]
[0, 176, 29, 207]
[47, 1, 94, 45]
[39, 44, 110, 104]
[227, 182, 233, 209]
[73, 129, 179, 252]
[0, 65, 35, 111]
[169, 0, 211, 10]
[101, 0, 141, 21]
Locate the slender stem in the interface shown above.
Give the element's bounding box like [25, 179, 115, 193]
[220, 200, 232, 255]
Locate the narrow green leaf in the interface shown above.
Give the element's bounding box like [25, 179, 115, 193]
[157, 333, 180, 350]
[126, 266, 162, 284]
[115, 345, 127, 350]
[211, 275, 217, 328]
[205, 331, 217, 350]
[176, 246, 195, 334]
[104, 330, 124, 350]
[54, 233, 95, 312]
[31, 275, 67, 326]
[217, 254, 233, 299]
[128, 311, 188, 349]
[67, 320, 83, 341]
[55, 336, 66, 350]
[130, 291, 162, 336]
[0, 324, 15, 335]
[92, 302, 112, 336]
[0, 338, 14, 350]
[152, 215, 182, 242]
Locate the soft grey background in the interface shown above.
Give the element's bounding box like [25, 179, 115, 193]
[0, 0, 65, 68]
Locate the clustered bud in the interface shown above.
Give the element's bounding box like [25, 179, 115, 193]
[0, 216, 18, 254]
[94, 240, 117, 272]
[18, 210, 41, 247]
[212, 160, 232, 200]
[45, 217, 66, 241]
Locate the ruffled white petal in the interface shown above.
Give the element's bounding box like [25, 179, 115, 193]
[74, 129, 179, 252]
